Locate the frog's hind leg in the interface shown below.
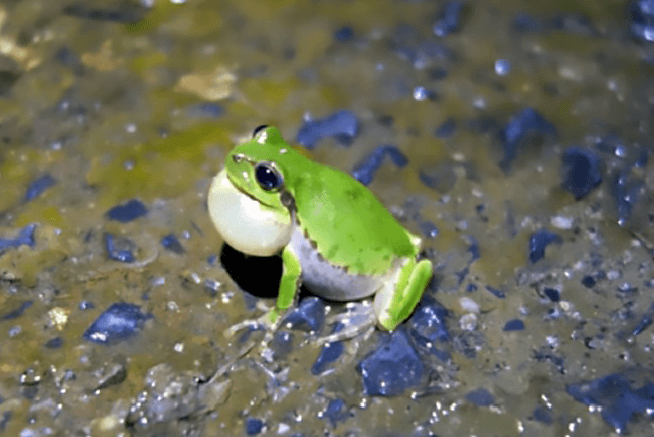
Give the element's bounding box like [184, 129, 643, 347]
[374, 257, 433, 331]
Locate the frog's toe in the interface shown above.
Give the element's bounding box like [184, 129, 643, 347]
[318, 301, 377, 344]
[224, 309, 284, 338]
[224, 319, 263, 338]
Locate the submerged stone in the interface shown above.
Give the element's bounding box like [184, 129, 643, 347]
[358, 330, 424, 396]
[83, 303, 152, 345]
[296, 110, 358, 149]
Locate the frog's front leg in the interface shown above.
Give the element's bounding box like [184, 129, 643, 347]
[225, 245, 302, 337]
[374, 257, 433, 331]
[264, 244, 302, 327]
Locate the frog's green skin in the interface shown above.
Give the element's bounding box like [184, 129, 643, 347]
[207, 126, 432, 335]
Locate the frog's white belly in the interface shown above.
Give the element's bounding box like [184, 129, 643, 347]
[289, 225, 387, 302]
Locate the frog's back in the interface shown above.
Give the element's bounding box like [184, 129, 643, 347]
[289, 162, 418, 276]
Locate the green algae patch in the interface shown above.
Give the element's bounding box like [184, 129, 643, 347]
[124, 2, 224, 37]
[14, 205, 63, 227]
[0, 224, 69, 287]
[143, 122, 232, 163]
[85, 123, 231, 208]
[123, 2, 179, 35]
[240, 77, 300, 114]
[130, 52, 168, 76]
[0, 149, 65, 212]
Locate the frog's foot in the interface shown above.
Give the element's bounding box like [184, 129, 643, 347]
[318, 301, 377, 344]
[224, 307, 287, 338]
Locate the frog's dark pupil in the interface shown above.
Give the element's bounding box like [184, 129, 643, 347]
[252, 125, 269, 137]
[255, 164, 281, 190]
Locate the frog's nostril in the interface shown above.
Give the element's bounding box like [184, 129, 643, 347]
[233, 153, 244, 163]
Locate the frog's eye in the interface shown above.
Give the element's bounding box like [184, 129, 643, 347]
[254, 162, 283, 191]
[252, 125, 269, 137]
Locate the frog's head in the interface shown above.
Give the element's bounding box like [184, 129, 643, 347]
[207, 126, 295, 257]
[223, 125, 296, 213]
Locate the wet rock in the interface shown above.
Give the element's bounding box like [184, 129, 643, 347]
[282, 297, 325, 333]
[433, 1, 465, 37]
[543, 287, 560, 302]
[567, 373, 654, 434]
[94, 362, 128, 390]
[245, 417, 264, 435]
[503, 319, 525, 331]
[62, 2, 146, 24]
[630, 0, 654, 42]
[551, 12, 598, 36]
[106, 199, 148, 223]
[610, 169, 645, 226]
[358, 330, 424, 396]
[296, 110, 358, 149]
[419, 162, 457, 193]
[333, 26, 354, 42]
[104, 233, 135, 263]
[434, 117, 456, 138]
[465, 388, 495, 406]
[560, 147, 603, 200]
[83, 303, 152, 345]
[185, 102, 223, 119]
[24, 174, 56, 201]
[126, 363, 231, 431]
[495, 58, 511, 75]
[271, 331, 294, 359]
[1, 300, 33, 320]
[529, 229, 561, 263]
[311, 323, 345, 375]
[44, 337, 63, 349]
[499, 108, 557, 171]
[533, 349, 565, 374]
[392, 24, 452, 70]
[512, 13, 544, 33]
[419, 221, 439, 239]
[318, 398, 350, 427]
[581, 275, 596, 288]
[352, 145, 408, 185]
[0, 223, 37, 253]
[452, 331, 485, 359]
[630, 307, 654, 336]
[485, 285, 506, 299]
[161, 234, 184, 254]
[407, 296, 450, 344]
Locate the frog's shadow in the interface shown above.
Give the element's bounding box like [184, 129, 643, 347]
[219, 244, 311, 300]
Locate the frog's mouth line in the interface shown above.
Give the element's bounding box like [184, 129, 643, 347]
[224, 171, 278, 209]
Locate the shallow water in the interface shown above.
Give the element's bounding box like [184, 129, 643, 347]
[1, 1, 653, 436]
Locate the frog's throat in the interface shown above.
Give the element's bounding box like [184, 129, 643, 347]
[209, 170, 293, 257]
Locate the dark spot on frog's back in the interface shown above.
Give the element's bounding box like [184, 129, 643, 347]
[304, 229, 318, 250]
[327, 244, 339, 260]
[345, 189, 360, 200]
